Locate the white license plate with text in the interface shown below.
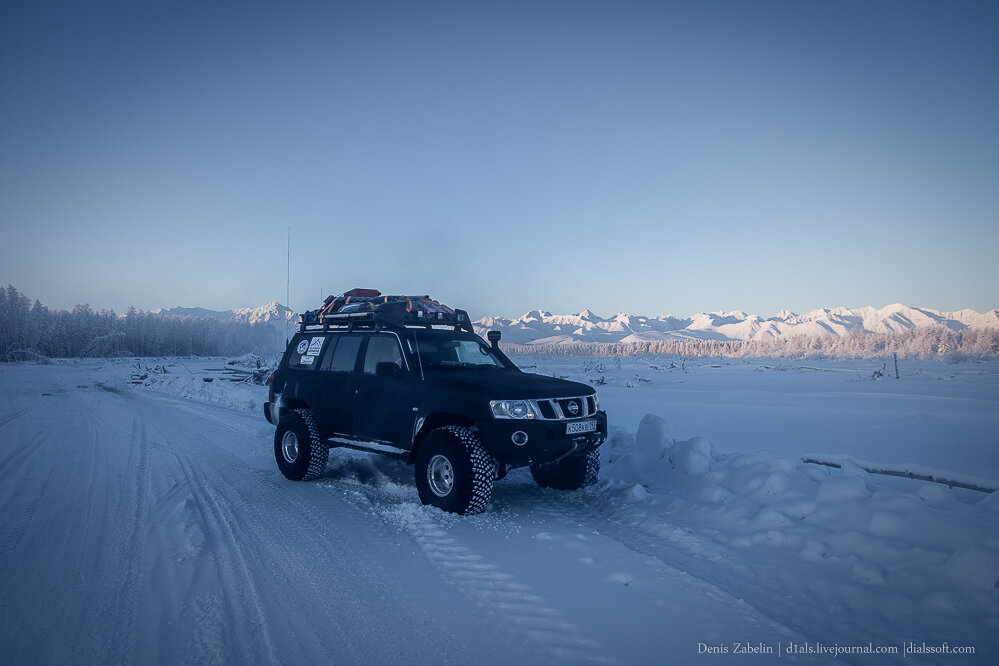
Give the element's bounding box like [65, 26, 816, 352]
[566, 420, 597, 435]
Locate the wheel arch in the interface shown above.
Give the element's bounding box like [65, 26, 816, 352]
[408, 412, 476, 464]
[282, 396, 310, 412]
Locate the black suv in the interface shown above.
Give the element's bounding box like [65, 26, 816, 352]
[264, 290, 606, 514]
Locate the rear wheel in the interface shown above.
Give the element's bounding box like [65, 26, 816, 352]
[274, 409, 329, 481]
[531, 449, 600, 490]
[415, 426, 494, 515]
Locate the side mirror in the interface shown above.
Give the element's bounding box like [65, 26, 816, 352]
[487, 330, 501, 350]
[375, 362, 402, 378]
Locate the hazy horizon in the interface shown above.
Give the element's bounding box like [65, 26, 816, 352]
[3, 1, 997, 317]
[5, 283, 995, 322]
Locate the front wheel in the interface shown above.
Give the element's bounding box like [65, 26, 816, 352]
[274, 409, 329, 481]
[530, 449, 600, 490]
[415, 426, 494, 515]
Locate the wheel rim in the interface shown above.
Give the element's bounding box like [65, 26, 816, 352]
[427, 454, 455, 497]
[281, 430, 299, 463]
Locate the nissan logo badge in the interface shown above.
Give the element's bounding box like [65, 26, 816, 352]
[567, 401, 579, 415]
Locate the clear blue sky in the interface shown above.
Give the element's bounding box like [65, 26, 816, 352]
[2, 0, 997, 319]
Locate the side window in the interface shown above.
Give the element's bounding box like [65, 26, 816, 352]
[327, 335, 362, 373]
[289, 335, 327, 369]
[318, 337, 340, 370]
[363, 335, 404, 374]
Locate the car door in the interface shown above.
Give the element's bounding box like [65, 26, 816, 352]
[313, 333, 363, 437]
[283, 333, 328, 420]
[350, 333, 418, 447]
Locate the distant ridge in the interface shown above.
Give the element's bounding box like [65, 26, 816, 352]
[472, 304, 999, 345]
[150, 301, 999, 347]
[151, 301, 295, 324]
[151, 301, 296, 347]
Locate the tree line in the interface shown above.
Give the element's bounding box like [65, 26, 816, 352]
[3, 285, 996, 361]
[0, 286, 279, 360]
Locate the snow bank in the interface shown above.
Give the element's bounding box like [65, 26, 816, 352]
[127, 358, 269, 414]
[598, 413, 999, 648]
[603, 414, 715, 486]
[143, 374, 266, 413]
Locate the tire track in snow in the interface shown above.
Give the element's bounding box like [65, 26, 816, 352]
[66, 410, 105, 592]
[169, 449, 392, 664]
[0, 428, 48, 508]
[169, 448, 280, 663]
[0, 430, 53, 570]
[350, 485, 611, 665]
[530, 487, 813, 645]
[243, 463, 488, 664]
[140, 401, 457, 664]
[560, 486, 958, 660]
[0, 404, 33, 431]
[73, 415, 152, 664]
[117, 389, 297, 663]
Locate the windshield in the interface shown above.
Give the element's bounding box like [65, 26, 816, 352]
[416, 335, 506, 370]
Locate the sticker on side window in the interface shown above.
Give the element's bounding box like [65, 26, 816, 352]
[307, 337, 324, 356]
[300, 354, 314, 365]
[296, 340, 309, 355]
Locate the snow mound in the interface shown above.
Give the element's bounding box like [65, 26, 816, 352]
[600, 412, 999, 644]
[817, 476, 870, 502]
[946, 547, 999, 591]
[978, 491, 999, 513]
[668, 437, 714, 475]
[604, 413, 715, 483]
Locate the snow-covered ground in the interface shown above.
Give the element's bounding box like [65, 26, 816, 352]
[1, 356, 997, 663]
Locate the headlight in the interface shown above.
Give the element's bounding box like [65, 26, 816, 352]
[490, 399, 535, 419]
[592, 393, 600, 411]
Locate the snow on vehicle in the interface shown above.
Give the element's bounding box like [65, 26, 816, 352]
[264, 289, 607, 514]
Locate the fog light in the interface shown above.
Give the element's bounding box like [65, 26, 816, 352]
[512, 431, 528, 446]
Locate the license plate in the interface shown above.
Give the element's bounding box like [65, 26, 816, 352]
[566, 420, 597, 435]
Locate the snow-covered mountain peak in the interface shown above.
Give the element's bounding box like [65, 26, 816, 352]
[577, 309, 605, 322]
[231, 301, 296, 325]
[473, 304, 998, 346]
[150, 300, 997, 348]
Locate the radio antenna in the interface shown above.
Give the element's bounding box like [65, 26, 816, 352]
[286, 225, 291, 343]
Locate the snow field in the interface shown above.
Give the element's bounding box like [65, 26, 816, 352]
[117, 354, 999, 656]
[598, 413, 999, 649]
[2, 355, 997, 663]
[125, 356, 274, 413]
[315, 452, 803, 664]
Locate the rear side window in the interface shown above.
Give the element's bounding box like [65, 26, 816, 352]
[362, 335, 404, 374]
[289, 335, 327, 369]
[318, 337, 340, 370]
[326, 335, 362, 372]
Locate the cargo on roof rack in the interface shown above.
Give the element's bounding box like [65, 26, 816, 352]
[299, 289, 474, 334]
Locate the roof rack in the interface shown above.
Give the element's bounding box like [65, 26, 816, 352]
[299, 289, 474, 334]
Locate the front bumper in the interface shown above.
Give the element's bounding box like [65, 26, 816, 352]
[475, 410, 607, 467]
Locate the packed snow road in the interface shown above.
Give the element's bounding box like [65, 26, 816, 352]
[2, 359, 998, 664]
[1, 363, 795, 665]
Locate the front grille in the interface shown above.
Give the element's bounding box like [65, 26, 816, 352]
[537, 401, 557, 419]
[530, 396, 595, 420]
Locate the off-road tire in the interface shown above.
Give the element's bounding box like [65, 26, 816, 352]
[274, 409, 329, 481]
[531, 449, 600, 490]
[415, 426, 494, 515]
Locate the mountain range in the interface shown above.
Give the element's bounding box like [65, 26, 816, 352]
[472, 304, 999, 345]
[150, 302, 997, 347]
[151, 302, 297, 346]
